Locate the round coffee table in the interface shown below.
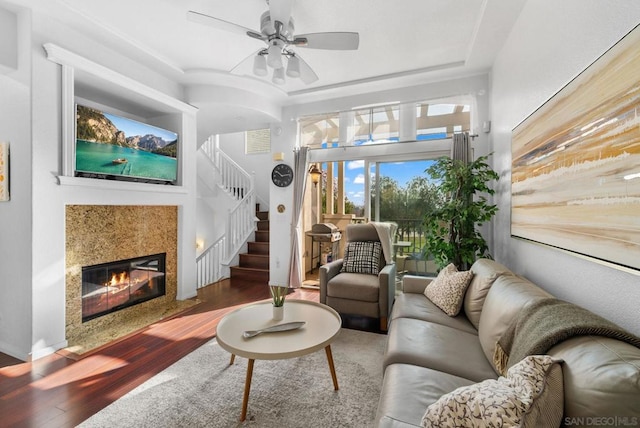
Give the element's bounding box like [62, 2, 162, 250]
[216, 299, 342, 421]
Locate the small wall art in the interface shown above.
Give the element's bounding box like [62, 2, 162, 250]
[0, 141, 8, 201]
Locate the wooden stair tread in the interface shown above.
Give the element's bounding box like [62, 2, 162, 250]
[231, 205, 269, 288]
[231, 266, 269, 272]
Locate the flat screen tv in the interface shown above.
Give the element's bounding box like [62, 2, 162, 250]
[75, 104, 178, 184]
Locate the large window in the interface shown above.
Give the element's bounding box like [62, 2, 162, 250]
[369, 159, 442, 259]
[301, 98, 472, 276]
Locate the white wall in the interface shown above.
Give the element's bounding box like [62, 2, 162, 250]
[490, 0, 640, 335]
[0, 4, 31, 360]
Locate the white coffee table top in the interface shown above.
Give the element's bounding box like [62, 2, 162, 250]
[216, 299, 342, 360]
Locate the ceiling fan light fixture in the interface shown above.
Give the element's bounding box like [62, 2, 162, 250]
[272, 67, 285, 85]
[253, 54, 268, 76]
[267, 43, 283, 69]
[187, 6, 360, 86]
[286, 54, 300, 78]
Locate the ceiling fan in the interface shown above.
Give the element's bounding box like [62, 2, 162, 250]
[187, 0, 359, 85]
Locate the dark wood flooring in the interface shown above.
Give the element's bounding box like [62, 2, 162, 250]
[0, 280, 321, 428]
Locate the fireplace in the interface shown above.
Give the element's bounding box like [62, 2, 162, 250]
[81, 253, 166, 322]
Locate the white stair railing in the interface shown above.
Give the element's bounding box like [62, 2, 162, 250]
[201, 135, 252, 202]
[197, 135, 258, 283]
[224, 185, 256, 264]
[196, 235, 227, 289]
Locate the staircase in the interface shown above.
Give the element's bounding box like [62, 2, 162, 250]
[230, 205, 270, 287]
[196, 135, 268, 289]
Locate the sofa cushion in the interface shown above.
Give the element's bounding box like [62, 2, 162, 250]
[327, 272, 380, 302]
[376, 364, 476, 428]
[390, 293, 477, 335]
[422, 355, 564, 428]
[341, 241, 382, 275]
[424, 264, 474, 316]
[465, 259, 513, 329]
[478, 274, 553, 373]
[548, 336, 640, 420]
[384, 318, 498, 382]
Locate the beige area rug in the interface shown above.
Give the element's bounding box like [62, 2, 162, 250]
[79, 328, 387, 428]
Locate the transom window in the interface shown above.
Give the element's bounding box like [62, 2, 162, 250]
[299, 101, 470, 147]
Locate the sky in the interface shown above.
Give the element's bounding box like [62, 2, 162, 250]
[104, 113, 178, 142]
[334, 158, 436, 206]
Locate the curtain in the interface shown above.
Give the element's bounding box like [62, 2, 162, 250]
[288, 146, 309, 288]
[451, 132, 470, 163]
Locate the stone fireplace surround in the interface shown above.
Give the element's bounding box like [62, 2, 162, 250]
[65, 205, 192, 353]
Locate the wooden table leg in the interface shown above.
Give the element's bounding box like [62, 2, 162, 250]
[325, 345, 339, 390]
[240, 359, 255, 422]
[229, 354, 235, 365]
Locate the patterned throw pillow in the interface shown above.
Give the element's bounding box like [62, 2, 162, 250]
[424, 263, 474, 316]
[340, 241, 382, 275]
[422, 355, 564, 428]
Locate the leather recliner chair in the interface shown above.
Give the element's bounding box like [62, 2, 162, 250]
[319, 223, 396, 331]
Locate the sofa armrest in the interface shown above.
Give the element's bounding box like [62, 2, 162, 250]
[319, 259, 344, 304]
[379, 263, 397, 323]
[402, 275, 435, 294]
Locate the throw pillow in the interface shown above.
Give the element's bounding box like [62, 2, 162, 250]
[424, 263, 474, 316]
[340, 241, 382, 275]
[422, 355, 564, 428]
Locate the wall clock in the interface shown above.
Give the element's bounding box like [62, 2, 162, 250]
[271, 163, 293, 187]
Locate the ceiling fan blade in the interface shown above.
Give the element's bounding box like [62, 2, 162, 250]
[293, 32, 360, 50]
[187, 10, 264, 40]
[295, 54, 319, 84]
[229, 49, 263, 75]
[269, 0, 294, 28]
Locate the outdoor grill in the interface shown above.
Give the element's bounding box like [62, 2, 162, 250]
[305, 223, 342, 272]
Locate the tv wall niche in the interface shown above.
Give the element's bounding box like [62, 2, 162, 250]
[511, 24, 640, 272]
[44, 42, 197, 192]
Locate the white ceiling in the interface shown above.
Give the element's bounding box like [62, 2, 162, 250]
[10, 0, 527, 131]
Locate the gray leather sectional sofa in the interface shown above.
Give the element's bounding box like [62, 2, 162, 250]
[375, 258, 640, 427]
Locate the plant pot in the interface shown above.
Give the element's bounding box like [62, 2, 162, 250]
[272, 305, 284, 321]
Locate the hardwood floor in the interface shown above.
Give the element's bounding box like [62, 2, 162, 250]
[0, 280, 320, 428]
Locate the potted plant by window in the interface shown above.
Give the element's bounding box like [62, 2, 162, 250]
[422, 154, 499, 271]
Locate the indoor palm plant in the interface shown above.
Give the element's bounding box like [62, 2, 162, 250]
[423, 154, 499, 271]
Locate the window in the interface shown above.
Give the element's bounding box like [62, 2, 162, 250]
[416, 102, 470, 140]
[299, 100, 470, 147]
[299, 114, 339, 148]
[352, 105, 400, 144]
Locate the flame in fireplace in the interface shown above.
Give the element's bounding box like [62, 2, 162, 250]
[103, 271, 144, 294]
[108, 271, 129, 287]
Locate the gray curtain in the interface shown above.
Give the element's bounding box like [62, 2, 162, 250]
[451, 132, 470, 163]
[288, 146, 309, 288]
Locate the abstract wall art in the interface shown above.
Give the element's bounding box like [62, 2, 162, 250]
[511, 24, 640, 271]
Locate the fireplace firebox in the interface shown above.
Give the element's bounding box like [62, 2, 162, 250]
[81, 253, 166, 322]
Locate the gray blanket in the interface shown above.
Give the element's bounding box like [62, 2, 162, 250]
[494, 297, 640, 375]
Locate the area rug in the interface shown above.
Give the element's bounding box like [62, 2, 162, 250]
[79, 328, 387, 428]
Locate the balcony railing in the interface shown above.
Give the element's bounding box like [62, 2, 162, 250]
[393, 218, 438, 276]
